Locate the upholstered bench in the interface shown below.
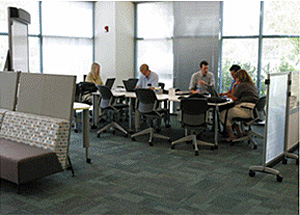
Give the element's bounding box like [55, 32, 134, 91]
[0, 110, 70, 187]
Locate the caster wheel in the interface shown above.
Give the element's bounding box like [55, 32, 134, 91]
[296, 159, 299, 165]
[74, 129, 78, 133]
[97, 133, 100, 138]
[86, 158, 92, 163]
[131, 137, 136, 141]
[194, 151, 199, 156]
[112, 130, 116, 135]
[253, 145, 257, 150]
[124, 133, 129, 138]
[282, 158, 288, 165]
[249, 170, 255, 177]
[210, 146, 215, 150]
[276, 175, 283, 182]
[91, 125, 97, 129]
[214, 145, 218, 150]
[171, 145, 175, 149]
[166, 124, 171, 128]
[148, 142, 154, 146]
[168, 139, 172, 143]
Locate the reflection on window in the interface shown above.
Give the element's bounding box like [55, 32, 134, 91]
[0, 36, 8, 70]
[221, 39, 258, 92]
[43, 37, 93, 82]
[223, 1, 260, 36]
[137, 2, 173, 39]
[264, 1, 300, 35]
[28, 37, 40, 73]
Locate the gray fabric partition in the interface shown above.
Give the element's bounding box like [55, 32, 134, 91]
[16, 73, 76, 121]
[173, 1, 221, 91]
[0, 71, 19, 110]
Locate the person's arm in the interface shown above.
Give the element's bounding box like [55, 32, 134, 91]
[210, 72, 215, 86]
[151, 73, 159, 87]
[189, 74, 199, 93]
[135, 76, 142, 88]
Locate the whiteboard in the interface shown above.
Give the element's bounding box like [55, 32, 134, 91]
[11, 20, 29, 73]
[265, 73, 288, 165]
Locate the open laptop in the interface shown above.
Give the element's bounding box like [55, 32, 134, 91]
[123, 79, 138, 92]
[207, 85, 228, 103]
[105, 78, 115, 89]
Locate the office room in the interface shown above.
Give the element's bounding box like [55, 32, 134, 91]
[0, 1, 299, 214]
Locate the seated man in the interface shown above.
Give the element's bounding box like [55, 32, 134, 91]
[219, 64, 241, 98]
[136, 64, 159, 88]
[189, 60, 215, 95]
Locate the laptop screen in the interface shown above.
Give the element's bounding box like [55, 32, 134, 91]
[105, 78, 115, 89]
[207, 85, 218, 97]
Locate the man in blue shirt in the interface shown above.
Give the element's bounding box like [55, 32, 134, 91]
[220, 64, 241, 97]
[136, 64, 159, 88]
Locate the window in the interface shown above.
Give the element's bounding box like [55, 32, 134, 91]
[221, 1, 299, 96]
[0, 1, 94, 82]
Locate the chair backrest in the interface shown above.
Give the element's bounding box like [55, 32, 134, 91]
[97, 85, 113, 109]
[135, 88, 158, 113]
[158, 82, 165, 89]
[254, 96, 266, 120]
[180, 98, 209, 127]
[105, 78, 115, 89]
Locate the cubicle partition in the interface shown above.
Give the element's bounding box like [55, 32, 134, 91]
[16, 73, 76, 122]
[0, 71, 19, 110]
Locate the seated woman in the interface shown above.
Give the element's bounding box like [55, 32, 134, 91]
[82, 62, 104, 103]
[220, 69, 259, 142]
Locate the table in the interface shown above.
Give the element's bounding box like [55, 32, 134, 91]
[73, 102, 91, 163]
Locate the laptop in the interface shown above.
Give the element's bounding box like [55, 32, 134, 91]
[123, 79, 138, 92]
[206, 85, 228, 103]
[105, 78, 115, 89]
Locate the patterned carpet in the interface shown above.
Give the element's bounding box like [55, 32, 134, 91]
[1, 115, 299, 214]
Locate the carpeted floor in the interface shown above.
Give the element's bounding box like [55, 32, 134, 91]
[1, 115, 299, 214]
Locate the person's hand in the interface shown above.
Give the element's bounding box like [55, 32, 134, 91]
[198, 80, 208, 85]
[219, 93, 224, 96]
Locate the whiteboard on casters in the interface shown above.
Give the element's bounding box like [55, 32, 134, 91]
[265, 73, 288, 165]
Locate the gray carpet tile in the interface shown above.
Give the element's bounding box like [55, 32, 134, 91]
[1, 115, 299, 215]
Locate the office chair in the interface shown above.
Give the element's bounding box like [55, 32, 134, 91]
[158, 82, 168, 94]
[231, 96, 267, 149]
[96, 85, 129, 137]
[171, 98, 215, 155]
[131, 88, 170, 146]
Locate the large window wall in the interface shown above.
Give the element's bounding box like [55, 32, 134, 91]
[0, 1, 93, 82]
[221, 1, 300, 96]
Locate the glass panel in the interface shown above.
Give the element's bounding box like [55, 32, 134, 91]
[137, 2, 173, 39]
[136, 40, 173, 89]
[0, 35, 8, 70]
[221, 39, 258, 92]
[0, 1, 39, 35]
[223, 1, 260, 36]
[42, 1, 93, 38]
[264, 1, 300, 35]
[261, 38, 300, 96]
[28, 36, 40, 73]
[43, 37, 93, 82]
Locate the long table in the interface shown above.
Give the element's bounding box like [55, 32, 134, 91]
[92, 91, 232, 147]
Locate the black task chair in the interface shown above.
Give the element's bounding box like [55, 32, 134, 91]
[158, 82, 168, 94]
[171, 98, 215, 155]
[96, 85, 129, 137]
[75, 82, 98, 105]
[231, 96, 267, 149]
[131, 88, 170, 146]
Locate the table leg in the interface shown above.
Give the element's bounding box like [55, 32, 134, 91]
[92, 94, 99, 129]
[214, 106, 219, 149]
[128, 97, 134, 133]
[82, 109, 91, 163]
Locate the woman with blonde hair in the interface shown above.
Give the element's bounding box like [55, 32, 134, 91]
[220, 69, 259, 142]
[82, 62, 104, 103]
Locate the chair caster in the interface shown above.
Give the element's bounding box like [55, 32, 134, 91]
[194, 151, 199, 156]
[86, 158, 92, 163]
[282, 158, 288, 164]
[249, 170, 255, 177]
[166, 124, 171, 128]
[210, 146, 215, 150]
[253, 145, 257, 150]
[131, 137, 136, 141]
[214, 145, 218, 150]
[91, 125, 97, 129]
[112, 130, 115, 135]
[124, 133, 129, 138]
[171, 145, 175, 149]
[148, 141, 153, 146]
[97, 133, 100, 138]
[168, 139, 172, 143]
[74, 129, 78, 133]
[276, 174, 283, 182]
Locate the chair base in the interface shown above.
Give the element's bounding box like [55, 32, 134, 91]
[131, 127, 170, 146]
[249, 166, 283, 182]
[97, 121, 128, 137]
[232, 130, 262, 149]
[171, 134, 214, 155]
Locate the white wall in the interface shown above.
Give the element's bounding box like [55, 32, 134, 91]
[94, 1, 134, 87]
